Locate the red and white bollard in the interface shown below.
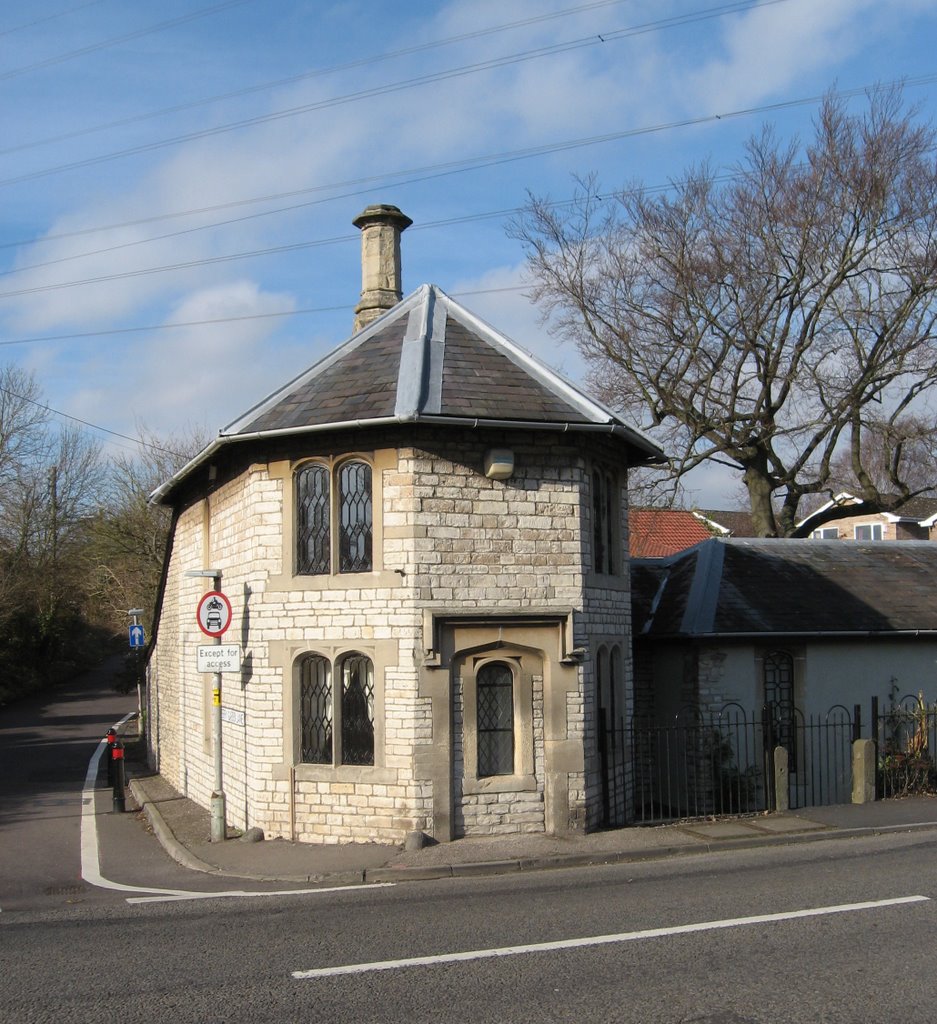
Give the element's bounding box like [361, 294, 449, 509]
[111, 740, 126, 813]
[105, 728, 117, 785]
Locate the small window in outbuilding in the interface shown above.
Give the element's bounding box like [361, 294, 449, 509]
[764, 649, 797, 769]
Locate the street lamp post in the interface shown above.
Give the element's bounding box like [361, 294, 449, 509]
[185, 568, 226, 843]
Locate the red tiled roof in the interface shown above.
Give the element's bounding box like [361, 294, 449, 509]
[629, 508, 714, 558]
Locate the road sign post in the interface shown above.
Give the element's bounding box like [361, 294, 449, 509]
[186, 569, 229, 843]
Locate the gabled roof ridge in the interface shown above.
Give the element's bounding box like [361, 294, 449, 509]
[221, 286, 429, 436]
[435, 286, 617, 426]
[680, 537, 725, 633]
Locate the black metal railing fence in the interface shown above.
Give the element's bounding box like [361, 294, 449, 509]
[607, 702, 857, 826]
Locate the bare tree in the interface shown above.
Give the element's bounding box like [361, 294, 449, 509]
[84, 426, 208, 633]
[512, 90, 937, 536]
[0, 365, 48, 486]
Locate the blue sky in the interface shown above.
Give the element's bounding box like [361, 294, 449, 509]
[3, 0, 937, 505]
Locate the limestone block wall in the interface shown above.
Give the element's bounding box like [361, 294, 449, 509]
[151, 452, 435, 845]
[401, 435, 597, 836]
[150, 429, 639, 844]
[400, 438, 586, 608]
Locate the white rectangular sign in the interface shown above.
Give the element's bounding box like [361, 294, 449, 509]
[221, 707, 245, 727]
[197, 644, 241, 673]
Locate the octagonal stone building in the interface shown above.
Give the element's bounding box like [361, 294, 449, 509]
[146, 206, 664, 845]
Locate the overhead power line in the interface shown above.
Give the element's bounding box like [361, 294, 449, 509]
[0, 0, 632, 157]
[0, 286, 529, 349]
[2, 73, 934, 300]
[0, 0, 791, 189]
[0, 382, 186, 457]
[0, 0, 256, 82]
[0, 1, 107, 38]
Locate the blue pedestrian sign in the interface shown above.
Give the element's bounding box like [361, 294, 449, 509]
[129, 624, 145, 649]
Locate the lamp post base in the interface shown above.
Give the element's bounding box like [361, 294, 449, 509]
[210, 791, 227, 843]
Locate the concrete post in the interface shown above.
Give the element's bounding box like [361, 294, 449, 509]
[773, 746, 789, 812]
[852, 738, 877, 804]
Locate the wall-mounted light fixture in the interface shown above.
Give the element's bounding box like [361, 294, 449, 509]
[484, 448, 514, 480]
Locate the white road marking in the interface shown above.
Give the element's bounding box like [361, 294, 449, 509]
[292, 895, 930, 979]
[81, 715, 392, 904]
[78, 713, 177, 897]
[127, 883, 393, 905]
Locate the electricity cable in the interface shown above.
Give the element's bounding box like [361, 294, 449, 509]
[0, 0, 256, 82]
[0, 73, 932, 300]
[0, 0, 791, 189]
[0, 0, 632, 157]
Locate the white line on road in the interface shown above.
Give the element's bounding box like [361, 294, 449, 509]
[81, 716, 392, 904]
[292, 895, 930, 979]
[127, 883, 393, 905]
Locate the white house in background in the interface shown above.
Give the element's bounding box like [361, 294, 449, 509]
[145, 204, 665, 845]
[799, 492, 937, 541]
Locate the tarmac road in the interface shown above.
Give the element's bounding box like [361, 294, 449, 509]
[0, 659, 139, 912]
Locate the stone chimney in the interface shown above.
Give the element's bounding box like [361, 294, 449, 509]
[352, 204, 413, 333]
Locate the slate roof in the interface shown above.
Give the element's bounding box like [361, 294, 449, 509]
[629, 508, 714, 558]
[887, 496, 937, 521]
[633, 538, 937, 639]
[152, 284, 664, 503]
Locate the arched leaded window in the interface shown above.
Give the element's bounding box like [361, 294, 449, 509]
[338, 461, 372, 573]
[295, 458, 372, 575]
[340, 653, 374, 766]
[477, 661, 515, 777]
[296, 463, 330, 574]
[764, 649, 796, 768]
[299, 654, 332, 764]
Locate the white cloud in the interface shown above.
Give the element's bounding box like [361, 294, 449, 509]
[678, 0, 919, 111]
[60, 280, 309, 436]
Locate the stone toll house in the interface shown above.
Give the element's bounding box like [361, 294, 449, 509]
[147, 205, 665, 845]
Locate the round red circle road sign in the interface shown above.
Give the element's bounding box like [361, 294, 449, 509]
[196, 591, 233, 637]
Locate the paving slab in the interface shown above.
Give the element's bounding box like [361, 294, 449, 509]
[746, 815, 830, 834]
[677, 820, 765, 840]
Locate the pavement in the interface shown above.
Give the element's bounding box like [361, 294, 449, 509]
[116, 729, 937, 887]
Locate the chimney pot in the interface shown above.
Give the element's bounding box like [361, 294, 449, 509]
[352, 204, 412, 332]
